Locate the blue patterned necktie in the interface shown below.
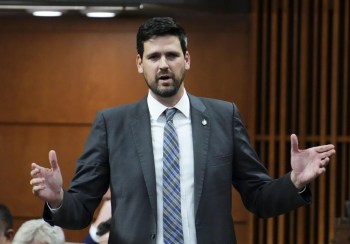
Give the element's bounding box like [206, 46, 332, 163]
[163, 108, 184, 244]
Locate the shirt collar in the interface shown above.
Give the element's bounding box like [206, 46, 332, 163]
[147, 89, 190, 120]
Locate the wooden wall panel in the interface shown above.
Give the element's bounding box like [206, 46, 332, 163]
[0, 125, 91, 241]
[0, 15, 252, 124]
[0, 20, 147, 124]
[251, 0, 350, 243]
[0, 125, 91, 214]
[0, 14, 252, 242]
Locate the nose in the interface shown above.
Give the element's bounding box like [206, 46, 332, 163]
[159, 56, 169, 70]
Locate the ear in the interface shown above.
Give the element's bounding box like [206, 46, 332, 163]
[5, 228, 14, 241]
[184, 51, 190, 70]
[136, 54, 143, 73]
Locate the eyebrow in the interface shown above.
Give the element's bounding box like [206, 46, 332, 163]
[145, 52, 160, 59]
[145, 51, 181, 59]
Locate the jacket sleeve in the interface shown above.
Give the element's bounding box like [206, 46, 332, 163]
[231, 103, 310, 218]
[43, 111, 110, 229]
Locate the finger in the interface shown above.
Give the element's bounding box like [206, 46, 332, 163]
[30, 178, 44, 186]
[317, 167, 326, 175]
[290, 134, 299, 153]
[315, 144, 335, 153]
[31, 162, 37, 170]
[30, 163, 48, 177]
[31, 162, 45, 171]
[30, 167, 39, 177]
[319, 157, 330, 167]
[32, 185, 45, 195]
[49, 150, 59, 170]
[320, 149, 336, 159]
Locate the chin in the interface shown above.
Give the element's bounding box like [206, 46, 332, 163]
[159, 91, 177, 98]
[155, 87, 176, 97]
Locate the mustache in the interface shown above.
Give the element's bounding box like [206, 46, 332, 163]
[156, 72, 173, 79]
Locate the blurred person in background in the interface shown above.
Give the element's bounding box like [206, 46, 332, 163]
[12, 219, 64, 244]
[84, 189, 111, 244]
[95, 217, 110, 244]
[0, 204, 14, 244]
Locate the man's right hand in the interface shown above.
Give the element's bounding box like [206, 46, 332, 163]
[30, 150, 64, 208]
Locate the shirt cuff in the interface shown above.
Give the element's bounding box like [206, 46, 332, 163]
[46, 202, 62, 213]
[298, 185, 307, 194]
[298, 184, 311, 203]
[89, 225, 100, 242]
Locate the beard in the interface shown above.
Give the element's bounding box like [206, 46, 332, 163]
[145, 73, 185, 98]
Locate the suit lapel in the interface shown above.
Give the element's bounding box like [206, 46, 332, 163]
[129, 95, 210, 221]
[130, 98, 157, 222]
[188, 95, 210, 215]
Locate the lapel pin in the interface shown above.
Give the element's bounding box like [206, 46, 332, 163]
[202, 119, 207, 126]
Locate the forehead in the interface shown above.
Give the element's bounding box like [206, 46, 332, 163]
[143, 35, 182, 54]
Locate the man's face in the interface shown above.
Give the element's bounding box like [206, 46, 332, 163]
[137, 35, 190, 101]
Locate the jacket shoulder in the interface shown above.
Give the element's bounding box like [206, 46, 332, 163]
[192, 95, 237, 113]
[97, 98, 148, 121]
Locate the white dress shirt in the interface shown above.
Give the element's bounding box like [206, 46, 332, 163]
[147, 90, 197, 244]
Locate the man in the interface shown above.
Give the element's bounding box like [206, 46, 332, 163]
[0, 204, 14, 244]
[30, 17, 336, 243]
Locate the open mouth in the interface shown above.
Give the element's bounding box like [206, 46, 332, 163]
[157, 74, 173, 84]
[158, 74, 171, 80]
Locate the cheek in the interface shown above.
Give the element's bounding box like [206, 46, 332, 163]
[142, 69, 154, 81]
[144, 65, 158, 75]
[174, 65, 186, 75]
[173, 62, 186, 71]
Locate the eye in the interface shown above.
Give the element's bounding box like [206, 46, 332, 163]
[166, 52, 179, 60]
[147, 54, 160, 61]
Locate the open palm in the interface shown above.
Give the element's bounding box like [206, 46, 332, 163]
[290, 134, 335, 189]
[30, 150, 63, 207]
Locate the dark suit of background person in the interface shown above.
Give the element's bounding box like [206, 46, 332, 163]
[30, 17, 336, 244]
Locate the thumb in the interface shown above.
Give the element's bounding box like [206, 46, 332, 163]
[49, 150, 59, 170]
[290, 134, 299, 153]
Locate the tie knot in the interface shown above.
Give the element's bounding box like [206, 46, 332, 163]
[165, 108, 177, 122]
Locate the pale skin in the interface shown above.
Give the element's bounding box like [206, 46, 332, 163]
[136, 35, 190, 107]
[0, 228, 14, 244]
[30, 35, 336, 208]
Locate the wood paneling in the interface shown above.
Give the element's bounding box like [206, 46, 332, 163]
[251, 0, 350, 243]
[0, 125, 91, 214]
[0, 14, 252, 242]
[0, 124, 92, 241]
